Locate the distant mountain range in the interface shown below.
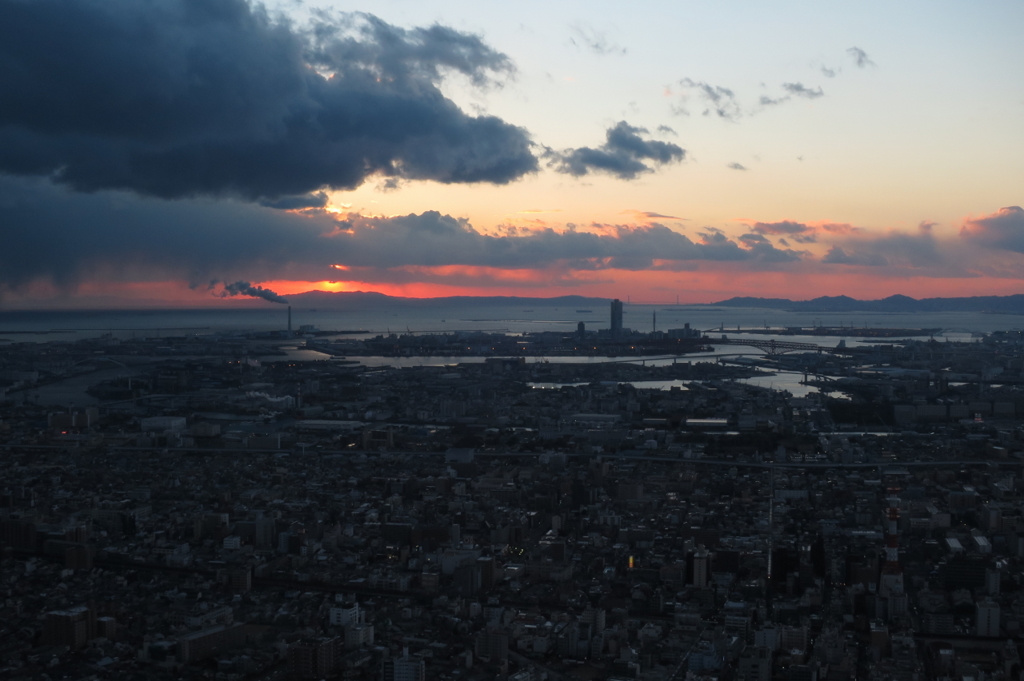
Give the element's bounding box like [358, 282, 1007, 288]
[286, 290, 1024, 313]
[707, 294, 1024, 313]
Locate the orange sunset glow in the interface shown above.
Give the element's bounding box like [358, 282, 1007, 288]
[0, 0, 1019, 309]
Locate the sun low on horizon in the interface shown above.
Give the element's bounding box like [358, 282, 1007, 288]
[0, 0, 1022, 309]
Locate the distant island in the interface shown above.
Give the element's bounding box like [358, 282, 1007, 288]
[707, 294, 1024, 313]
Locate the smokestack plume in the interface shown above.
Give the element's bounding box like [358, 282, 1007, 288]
[220, 281, 288, 304]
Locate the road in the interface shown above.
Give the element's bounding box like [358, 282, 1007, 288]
[3, 443, 1012, 472]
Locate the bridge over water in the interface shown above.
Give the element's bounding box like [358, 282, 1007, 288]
[706, 337, 835, 356]
[587, 336, 837, 364]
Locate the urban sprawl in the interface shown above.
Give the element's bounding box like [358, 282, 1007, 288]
[4, 303, 1024, 681]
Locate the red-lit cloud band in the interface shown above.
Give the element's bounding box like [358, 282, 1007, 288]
[1, 174, 1021, 307]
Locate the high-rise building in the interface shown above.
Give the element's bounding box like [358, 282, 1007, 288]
[737, 645, 772, 681]
[879, 491, 904, 598]
[43, 605, 95, 650]
[474, 629, 509, 663]
[977, 598, 1000, 637]
[610, 299, 623, 336]
[692, 549, 709, 588]
[384, 649, 425, 681]
[555, 622, 580, 659]
[290, 637, 338, 678]
[581, 607, 606, 634]
[330, 601, 361, 627]
[344, 623, 374, 648]
[96, 616, 117, 640]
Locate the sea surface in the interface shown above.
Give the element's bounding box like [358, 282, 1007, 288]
[0, 302, 1016, 342]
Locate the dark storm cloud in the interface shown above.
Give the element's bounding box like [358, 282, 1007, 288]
[0, 0, 537, 200]
[847, 46, 875, 68]
[552, 122, 685, 180]
[259, 192, 330, 210]
[782, 82, 824, 99]
[0, 177, 804, 292]
[220, 281, 289, 303]
[0, 176, 340, 289]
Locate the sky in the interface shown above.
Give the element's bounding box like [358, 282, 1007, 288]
[1, 0, 1022, 308]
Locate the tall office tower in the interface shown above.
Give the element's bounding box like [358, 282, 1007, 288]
[977, 599, 1000, 637]
[692, 549, 709, 588]
[610, 299, 623, 336]
[879, 491, 904, 598]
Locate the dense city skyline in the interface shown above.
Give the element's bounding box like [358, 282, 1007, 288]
[1, 0, 1022, 307]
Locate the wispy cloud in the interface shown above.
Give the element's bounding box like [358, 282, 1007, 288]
[782, 82, 824, 99]
[847, 46, 875, 68]
[677, 77, 826, 118]
[675, 78, 742, 120]
[622, 210, 685, 221]
[568, 24, 627, 56]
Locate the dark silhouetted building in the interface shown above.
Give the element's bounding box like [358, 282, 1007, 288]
[610, 299, 623, 336]
[43, 605, 95, 650]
